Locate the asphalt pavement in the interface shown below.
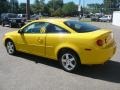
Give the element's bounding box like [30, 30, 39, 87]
[0, 22, 120, 90]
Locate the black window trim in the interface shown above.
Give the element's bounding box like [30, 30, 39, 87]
[21, 22, 47, 34]
[64, 21, 100, 33]
[45, 23, 70, 34]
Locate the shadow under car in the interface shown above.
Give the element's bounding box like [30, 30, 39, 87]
[14, 52, 120, 83]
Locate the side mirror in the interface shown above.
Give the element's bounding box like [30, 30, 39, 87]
[18, 29, 24, 34]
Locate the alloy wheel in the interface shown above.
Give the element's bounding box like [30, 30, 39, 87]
[6, 41, 15, 55]
[61, 53, 77, 71]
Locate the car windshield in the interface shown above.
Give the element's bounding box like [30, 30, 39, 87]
[64, 21, 100, 33]
[102, 16, 108, 18]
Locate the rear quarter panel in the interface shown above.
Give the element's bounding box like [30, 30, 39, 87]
[45, 33, 95, 60]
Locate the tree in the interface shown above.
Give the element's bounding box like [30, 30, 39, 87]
[43, 5, 51, 16]
[62, 2, 78, 16]
[10, 0, 19, 13]
[47, 0, 63, 10]
[104, 0, 120, 14]
[52, 8, 63, 16]
[31, 0, 45, 14]
[0, 0, 10, 14]
[87, 3, 103, 13]
[19, 3, 26, 14]
[47, 0, 63, 16]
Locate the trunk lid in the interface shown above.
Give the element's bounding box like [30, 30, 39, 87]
[76, 29, 114, 48]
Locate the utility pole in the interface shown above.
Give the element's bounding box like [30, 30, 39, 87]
[52, 0, 54, 11]
[26, 0, 30, 20]
[10, 0, 15, 13]
[78, 0, 81, 20]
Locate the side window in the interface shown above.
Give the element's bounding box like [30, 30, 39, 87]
[23, 22, 45, 33]
[46, 24, 68, 33]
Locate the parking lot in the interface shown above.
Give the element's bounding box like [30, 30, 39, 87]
[0, 22, 120, 90]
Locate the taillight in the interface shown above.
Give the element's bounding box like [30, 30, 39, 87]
[96, 39, 103, 46]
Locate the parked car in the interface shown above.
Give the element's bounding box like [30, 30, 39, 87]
[30, 14, 41, 20]
[17, 14, 27, 22]
[91, 15, 101, 22]
[1, 13, 25, 28]
[3, 19, 116, 72]
[83, 14, 91, 18]
[99, 15, 112, 22]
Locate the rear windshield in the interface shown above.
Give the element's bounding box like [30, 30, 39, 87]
[64, 21, 100, 33]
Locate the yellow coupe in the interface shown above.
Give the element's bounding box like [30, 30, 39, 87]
[3, 19, 116, 72]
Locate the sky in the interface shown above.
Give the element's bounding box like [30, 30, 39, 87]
[18, 0, 103, 6]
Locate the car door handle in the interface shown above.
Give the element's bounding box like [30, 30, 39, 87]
[37, 38, 43, 43]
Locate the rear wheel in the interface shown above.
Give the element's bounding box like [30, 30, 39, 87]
[59, 50, 80, 72]
[6, 40, 16, 55]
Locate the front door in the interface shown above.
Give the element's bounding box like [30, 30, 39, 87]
[16, 22, 46, 56]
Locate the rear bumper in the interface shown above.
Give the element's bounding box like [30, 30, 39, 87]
[80, 44, 116, 65]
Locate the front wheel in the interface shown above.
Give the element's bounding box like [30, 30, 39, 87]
[6, 40, 16, 55]
[2, 22, 5, 27]
[9, 23, 14, 28]
[59, 50, 80, 72]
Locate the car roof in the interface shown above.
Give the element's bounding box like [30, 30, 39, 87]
[21, 18, 77, 33]
[33, 18, 69, 24]
[29, 18, 71, 28]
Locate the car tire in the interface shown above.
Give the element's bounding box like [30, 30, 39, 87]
[18, 23, 21, 28]
[58, 50, 80, 72]
[9, 23, 13, 28]
[6, 40, 16, 55]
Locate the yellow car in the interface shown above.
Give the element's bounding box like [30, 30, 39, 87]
[3, 19, 116, 72]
